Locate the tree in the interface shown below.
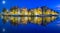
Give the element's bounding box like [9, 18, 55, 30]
[2, 8, 7, 13]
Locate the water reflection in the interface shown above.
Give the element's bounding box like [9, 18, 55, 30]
[2, 16, 57, 25]
[0, 6, 59, 25]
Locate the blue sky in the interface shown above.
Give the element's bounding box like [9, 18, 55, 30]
[0, 0, 60, 11]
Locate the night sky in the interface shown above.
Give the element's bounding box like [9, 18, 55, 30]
[0, 0, 60, 33]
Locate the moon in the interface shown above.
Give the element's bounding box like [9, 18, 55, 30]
[2, 0, 6, 4]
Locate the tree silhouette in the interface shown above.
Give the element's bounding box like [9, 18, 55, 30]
[2, 8, 7, 13]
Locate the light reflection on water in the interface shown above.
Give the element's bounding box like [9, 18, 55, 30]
[0, 15, 57, 25]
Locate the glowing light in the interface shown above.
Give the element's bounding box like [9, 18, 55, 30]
[2, 28, 5, 32]
[2, 0, 6, 4]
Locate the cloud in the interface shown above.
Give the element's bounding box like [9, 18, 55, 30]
[56, 5, 60, 10]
